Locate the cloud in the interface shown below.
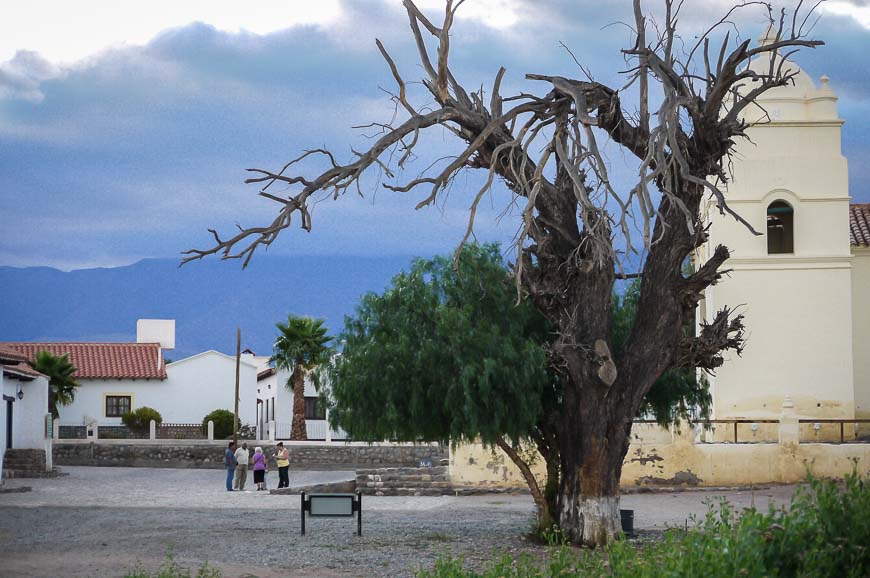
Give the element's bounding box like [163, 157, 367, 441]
[1, 0, 868, 269]
[823, 1, 870, 28]
[0, 51, 62, 102]
[0, 0, 343, 64]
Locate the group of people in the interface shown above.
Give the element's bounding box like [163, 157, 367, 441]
[224, 440, 291, 491]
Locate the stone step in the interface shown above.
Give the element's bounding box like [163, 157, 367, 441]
[356, 466, 448, 476]
[364, 478, 451, 486]
[356, 475, 451, 484]
[2, 468, 63, 480]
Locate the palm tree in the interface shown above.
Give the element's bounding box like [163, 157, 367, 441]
[271, 316, 333, 441]
[30, 351, 79, 419]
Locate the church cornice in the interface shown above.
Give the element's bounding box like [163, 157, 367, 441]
[726, 254, 853, 271]
[749, 120, 844, 128]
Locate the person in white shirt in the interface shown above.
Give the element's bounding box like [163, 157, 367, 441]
[233, 442, 250, 491]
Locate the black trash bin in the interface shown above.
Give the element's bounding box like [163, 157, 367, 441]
[620, 509, 635, 536]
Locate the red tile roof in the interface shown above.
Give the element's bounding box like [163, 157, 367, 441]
[2, 361, 45, 379]
[0, 346, 30, 364]
[852, 204, 870, 247]
[0, 342, 167, 380]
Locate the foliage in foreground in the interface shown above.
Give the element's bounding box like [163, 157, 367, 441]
[125, 550, 221, 578]
[418, 473, 870, 578]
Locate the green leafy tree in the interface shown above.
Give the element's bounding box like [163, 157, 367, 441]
[271, 315, 334, 441]
[30, 351, 79, 419]
[330, 244, 710, 527]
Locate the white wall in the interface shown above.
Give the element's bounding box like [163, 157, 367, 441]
[1, 372, 49, 450]
[16, 374, 48, 448]
[853, 248, 870, 418]
[1, 371, 6, 480]
[703, 57, 856, 419]
[56, 351, 258, 426]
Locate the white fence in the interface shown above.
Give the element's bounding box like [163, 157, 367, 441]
[269, 419, 348, 441]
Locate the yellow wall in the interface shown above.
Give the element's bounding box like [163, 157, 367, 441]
[451, 431, 870, 489]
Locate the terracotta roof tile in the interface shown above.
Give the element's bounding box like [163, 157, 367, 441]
[851, 203, 870, 247]
[2, 361, 45, 379]
[0, 342, 167, 380]
[0, 346, 30, 363]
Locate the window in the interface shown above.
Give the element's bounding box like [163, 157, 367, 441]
[304, 396, 326, 420]
[105, 395, 131, 417]
[767, 200, 794, 254]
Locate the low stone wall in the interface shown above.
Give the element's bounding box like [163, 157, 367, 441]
[53, 441, 446, 470]
[157, 424, 205, 440]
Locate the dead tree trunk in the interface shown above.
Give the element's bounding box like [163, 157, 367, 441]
[183, 0, 820, 546]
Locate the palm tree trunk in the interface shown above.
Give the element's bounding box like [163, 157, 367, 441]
[290, 365, 308, 441]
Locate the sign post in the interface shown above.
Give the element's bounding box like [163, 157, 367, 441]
[301, 491, 362, 536]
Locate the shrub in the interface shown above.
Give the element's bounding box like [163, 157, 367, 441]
[202, 409, 235, 439]
[238, 423, 257, 440]
[121, 407, 162, 432]
[421, 472, 870, 578]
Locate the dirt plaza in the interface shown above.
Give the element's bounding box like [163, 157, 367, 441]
[0, 467, 798, 577]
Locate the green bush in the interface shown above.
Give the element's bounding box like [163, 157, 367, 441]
[121, 406, 162, 432]
[202, 409, 235, 439]
[420, 472, 870, 578]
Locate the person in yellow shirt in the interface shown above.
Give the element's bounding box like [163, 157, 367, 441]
[275, 441, 290, 488]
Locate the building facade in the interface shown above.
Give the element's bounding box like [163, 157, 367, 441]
[700, 38, 870, 421]
[0, 347, 50, 480]
[0, 320, 259, 429]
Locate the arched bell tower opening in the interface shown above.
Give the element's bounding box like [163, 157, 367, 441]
[766, 200, 794, 254]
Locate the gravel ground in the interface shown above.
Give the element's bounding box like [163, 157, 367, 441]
[0, 467, 798, 577]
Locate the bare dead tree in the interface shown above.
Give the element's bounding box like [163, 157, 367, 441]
[183, 0, 822, 546]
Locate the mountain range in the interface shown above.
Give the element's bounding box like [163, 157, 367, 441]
[0, 255, 416, 360]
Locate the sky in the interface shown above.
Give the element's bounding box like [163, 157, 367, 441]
[1, 0, 868, 271]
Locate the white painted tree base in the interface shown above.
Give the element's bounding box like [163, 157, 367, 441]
[560, 494, 621, 546]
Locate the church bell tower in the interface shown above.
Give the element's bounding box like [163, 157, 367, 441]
[700, 30, 855, 420]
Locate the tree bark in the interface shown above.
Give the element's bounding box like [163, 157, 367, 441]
[495, 437, 552, 529]
[556, 397, 631, 546]
[290, 365, 307, 441]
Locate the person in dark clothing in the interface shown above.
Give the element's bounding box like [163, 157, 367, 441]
[225, 441, 237, 491]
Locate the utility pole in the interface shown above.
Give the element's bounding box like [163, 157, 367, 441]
[233, 327, 240, 446]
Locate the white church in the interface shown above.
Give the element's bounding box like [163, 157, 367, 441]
[700, 34, 869, 423]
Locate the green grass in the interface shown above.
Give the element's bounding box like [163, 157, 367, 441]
[124, 550, 222, 578]
[418, 472, 870, 577]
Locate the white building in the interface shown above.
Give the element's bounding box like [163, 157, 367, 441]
[251, 353, 347, 441]
[1, 346, 50, 480]
[701, 35, 870, 421]
[0, 320, 259, 429]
